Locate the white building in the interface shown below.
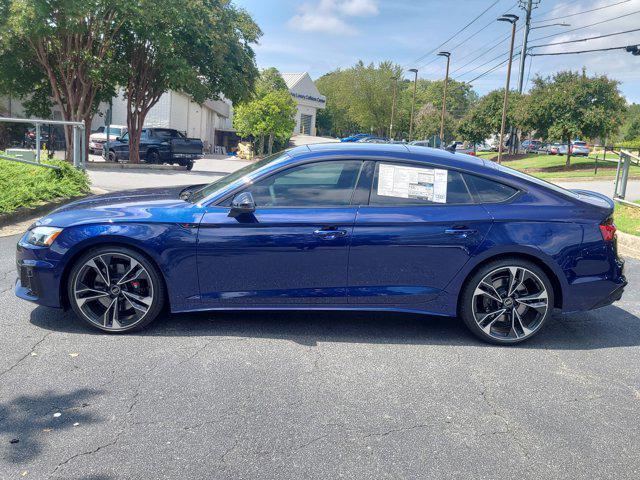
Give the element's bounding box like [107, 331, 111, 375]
[93, 90, 235, 153]
[280, 73, 326, 136]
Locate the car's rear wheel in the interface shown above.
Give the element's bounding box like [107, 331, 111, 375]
[147, 150, 160, 164]
[68, 246, 165, 333]
[459, 258, 554, 344]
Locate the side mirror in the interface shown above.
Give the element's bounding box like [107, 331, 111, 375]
[228, 191, 256, 217]
[115, 136, 121, 142]
[445, 142, 457, 153]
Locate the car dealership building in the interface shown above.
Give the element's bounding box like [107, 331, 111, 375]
[280, 73, 326, 136]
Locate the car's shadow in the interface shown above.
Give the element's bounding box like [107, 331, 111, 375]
[29, 304, 640, 350]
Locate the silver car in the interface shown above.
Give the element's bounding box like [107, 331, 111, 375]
[571, 141, 590, 156]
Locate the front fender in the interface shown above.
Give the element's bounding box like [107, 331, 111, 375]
[52, 222, 199, 311]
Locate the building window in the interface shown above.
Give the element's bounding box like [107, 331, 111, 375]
[300, 114, 313, 135]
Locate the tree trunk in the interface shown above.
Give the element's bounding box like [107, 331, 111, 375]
[259, 135, 265, 156]
[268, 133, 274, 155]
[565, 134, 572, 167]
[128, 108, 141, 164]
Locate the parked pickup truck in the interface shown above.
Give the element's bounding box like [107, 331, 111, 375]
[104, 128, 203, 170]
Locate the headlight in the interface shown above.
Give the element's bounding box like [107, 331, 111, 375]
[26, 226, 63, 247]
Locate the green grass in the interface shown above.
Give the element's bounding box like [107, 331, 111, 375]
[615, 201, 640, 237]
[0, 158, 90, 214]
[479, 153, 640, 179]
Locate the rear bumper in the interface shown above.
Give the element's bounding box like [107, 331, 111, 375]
[589, 277, 627, 310]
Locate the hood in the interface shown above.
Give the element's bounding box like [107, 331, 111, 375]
[37, 185, 204, 228]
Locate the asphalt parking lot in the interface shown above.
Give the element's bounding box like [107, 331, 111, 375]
[1, 232, 640, 479]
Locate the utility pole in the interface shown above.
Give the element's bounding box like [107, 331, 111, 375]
[516, 0, 533, 94]
[389, 76, 398, 139]
[497, 14, 519, 164]
[438, 51, 451, 148]
[408, 68, 418, 142]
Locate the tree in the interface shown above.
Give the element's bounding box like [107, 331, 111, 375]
[620, 103, 640, 142]
[456, 89, 524, 147]
[524, 71, 626, 166]
[234, 68, 296, 156]
[316, 61, 401, 137]
[119, 0, 260, 163]
[1, 0, 128, 161]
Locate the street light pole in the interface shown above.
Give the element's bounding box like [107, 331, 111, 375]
[497, 14, 519, 164]
[408, 68, 418, 142]
[438, 51, 451, 148]
[390, 76, 398, 139]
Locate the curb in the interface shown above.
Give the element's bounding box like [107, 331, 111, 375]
[617, 231, 640, 260]
[87, 162, 187, 171]
[0, 194, 88, 228]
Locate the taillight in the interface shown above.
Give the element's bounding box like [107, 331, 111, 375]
[469, 152, 476, 156]
[599, 218, 616, 242]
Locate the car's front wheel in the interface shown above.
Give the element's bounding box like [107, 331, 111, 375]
[459, 258, 554, 344]
[68, 246, 165, 333]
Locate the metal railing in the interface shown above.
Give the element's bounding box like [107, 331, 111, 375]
[0, 116, 86, 169]
[614, 149, 640, 206]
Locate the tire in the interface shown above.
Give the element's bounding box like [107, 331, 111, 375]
[67, 246, 166, 333]
[147, 150, 160, 164]
[185, 160, 194, 171]
[107, 150, 117, 163]
[459, 257, 554, 345]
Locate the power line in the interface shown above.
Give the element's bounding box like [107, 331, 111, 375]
[449, 28, 520, 75]
[454, 50, 510, 79]
[528, 44, 638, 56]
[529, 28, 640, 49]
[532, 0, 631, 24]
[402, 0, 503, 68]
[415, 1, 518, 70]
[466, 52, 521, 84]
[524, 55, 533, 90]
[530, 9, 640, 42]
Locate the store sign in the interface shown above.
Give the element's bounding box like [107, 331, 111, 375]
[291, 92, 326, 104]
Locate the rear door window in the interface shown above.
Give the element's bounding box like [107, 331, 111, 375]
[369, 162, 474, 205]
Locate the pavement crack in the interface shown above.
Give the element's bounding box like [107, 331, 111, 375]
[50, 435, 119, 477]
[479, 379, 530, 461]
[0, 332, 52, 379]
[362, 423, 429, 439]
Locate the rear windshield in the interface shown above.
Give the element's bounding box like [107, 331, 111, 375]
[491, 163, 580, 199]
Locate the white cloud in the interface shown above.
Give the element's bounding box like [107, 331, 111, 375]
[288, 0, 380, 36]
[338, 0, 379, 17]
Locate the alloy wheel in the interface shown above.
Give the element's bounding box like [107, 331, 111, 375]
[73, 253, 154, 331]
[471, 266, 549, 341]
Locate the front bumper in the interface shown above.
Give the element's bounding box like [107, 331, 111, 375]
[15, 239, 63, 308]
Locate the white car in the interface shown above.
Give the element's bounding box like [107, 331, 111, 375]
[571, 141, 590, 157]
[89, 125, 127, 154]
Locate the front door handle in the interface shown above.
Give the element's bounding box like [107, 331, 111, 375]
[314, 228, 348, 240]
[444, 228, 477, 238]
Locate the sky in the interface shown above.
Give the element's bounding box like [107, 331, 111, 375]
[234, 0, 640, 104]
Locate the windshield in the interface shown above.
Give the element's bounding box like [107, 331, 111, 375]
[105, 127, 124, 136]
[188, 151, 290, 203]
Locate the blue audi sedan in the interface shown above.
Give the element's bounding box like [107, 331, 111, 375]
[15, 144, 626, 344]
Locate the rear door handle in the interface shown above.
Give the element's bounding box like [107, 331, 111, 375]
[314, 228, 348, 240]
[444, 228, 477, 238]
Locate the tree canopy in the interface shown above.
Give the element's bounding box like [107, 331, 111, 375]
[118, 0, 260, 162]
[524, 70, 626, 164]
[233, 68, 296, 155]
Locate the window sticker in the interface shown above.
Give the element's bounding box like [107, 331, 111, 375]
[377, 163, 448, 203]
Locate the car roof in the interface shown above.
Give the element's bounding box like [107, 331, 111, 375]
[285, 142, 487, 172]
